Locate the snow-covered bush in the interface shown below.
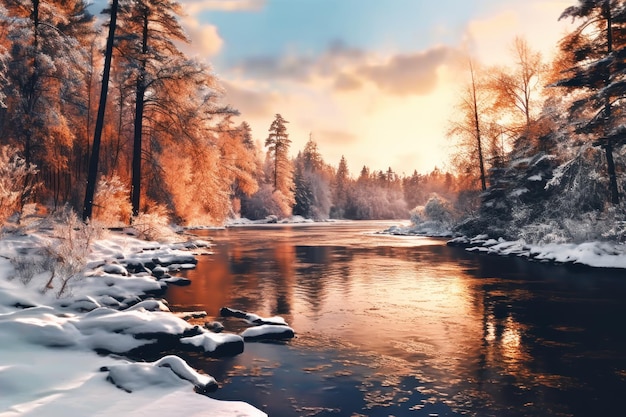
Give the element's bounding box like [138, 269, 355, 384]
[93, 174, 132, 226]
[407, 194, 456, 235]
[131, 204, 175, 242]
[0, 146, 39, 224]
[240, 184, 293, 220]
[411, 194, 454, 225]
[48, 208, 103, 297]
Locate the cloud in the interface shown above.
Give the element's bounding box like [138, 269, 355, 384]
[356, 46, 460, 96]
[231, 40, 368, 83]
[181, 18, 224, 57]
[333, 73, 363, 92]
[184, 0, 266, 13]
[221, 80, 277, 118]
[234, 55, 315, 82]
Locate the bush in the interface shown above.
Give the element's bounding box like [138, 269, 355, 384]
[0, 146, 39, 224]
[93, 174, 132, 226]
[131, 204, 176, 241]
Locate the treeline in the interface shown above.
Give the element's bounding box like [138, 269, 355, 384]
[446, 2, 626, 243]
[0, 0, 458, 226]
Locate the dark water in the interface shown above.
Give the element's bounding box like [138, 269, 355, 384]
[165, 221, 626, 417]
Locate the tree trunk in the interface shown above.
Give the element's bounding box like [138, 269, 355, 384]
[82, 0, 119, 221]
[603, 0, 620, 204]
[470, 61, 487, 191]
[130, 10, 150, 218]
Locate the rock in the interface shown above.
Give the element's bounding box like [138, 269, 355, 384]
[241, 324, 295, 341]
[205, 321, 224, 333]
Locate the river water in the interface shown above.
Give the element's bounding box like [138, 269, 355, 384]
[165, 221, 626, 417]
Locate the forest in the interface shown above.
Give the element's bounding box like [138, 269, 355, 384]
[0, 0, 625, 243]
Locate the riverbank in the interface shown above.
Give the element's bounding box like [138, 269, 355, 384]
[0, 223, 266, 417]
[383, 223, 626, 269]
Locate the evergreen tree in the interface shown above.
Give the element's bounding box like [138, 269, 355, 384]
[265, 114, 292, 190]
[556, 0, 626, 204]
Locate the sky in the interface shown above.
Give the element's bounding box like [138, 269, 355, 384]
[102, 0, 576, 176]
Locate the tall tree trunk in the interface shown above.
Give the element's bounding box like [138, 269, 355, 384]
[131, 10, 150, 218]
[83, 0, 119, 221]
[604, 0, 620, 204]
[470, 60, 487, 191]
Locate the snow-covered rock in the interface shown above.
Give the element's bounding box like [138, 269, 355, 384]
[241, 324, 295, 341]
[220, 306, 288, 326]
[181, 331, 244, 356]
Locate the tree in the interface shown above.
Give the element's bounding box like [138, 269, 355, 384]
[83, 0, 119, 221]
[116, 0, 190, 216]
[491, 37, 545, 135]
[0, 0, 94, 208]
[448, 59, 489, 191]
[265, 114, 292, 190]
[556, 0, 626, 204]
[264, 114, 294, 216]
[293, 136, 331, 219]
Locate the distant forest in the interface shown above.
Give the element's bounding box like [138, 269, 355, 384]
[0, 1, 625, 243]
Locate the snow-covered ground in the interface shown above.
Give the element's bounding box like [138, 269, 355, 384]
[448, 235, 626, 269]
[0, 227, 267, 417]
[382, 223, 626, 269]
[382, 222, 455, 238]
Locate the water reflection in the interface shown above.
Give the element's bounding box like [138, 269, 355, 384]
[166, 222, 626, 417]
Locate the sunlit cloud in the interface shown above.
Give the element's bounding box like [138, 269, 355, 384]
[333, 73, 363, 92]
[221, 80, 280, 118]
[181, 17, 224, 57]
[184, 0, 266, 14]
[356, 46, 461, 96]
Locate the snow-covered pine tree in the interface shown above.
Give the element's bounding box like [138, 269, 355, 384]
[556, 0, 626, 204]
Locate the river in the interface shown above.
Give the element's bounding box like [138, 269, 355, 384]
[165, 221, 626, 417]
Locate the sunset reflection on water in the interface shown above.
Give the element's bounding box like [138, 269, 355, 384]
[167, 222, 626, 417]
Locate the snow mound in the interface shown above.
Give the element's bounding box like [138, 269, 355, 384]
[102, 355, 218, 394]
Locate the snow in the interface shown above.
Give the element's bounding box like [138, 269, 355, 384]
[241, 324, 296, 341]
[180, 332, 244, 353]
[449, 236, 626, 269]
[0, 228, 266, 417]
[381, 222, 455, 238]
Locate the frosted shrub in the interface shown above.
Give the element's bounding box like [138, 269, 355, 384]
[409, 208, 423, 225]
[518, 221, 568, 244]
[0, 145, 39, 224]
[132, 205, 176, 241]
[43, 208, 103, 297]
[93, 174, 132, 226]
[423, 194, 453, 223]
[409, 194, 456, 235]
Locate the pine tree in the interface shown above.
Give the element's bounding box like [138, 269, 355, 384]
[556, 0, 626, 204]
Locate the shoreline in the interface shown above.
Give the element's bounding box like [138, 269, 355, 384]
[0, 226, 267, 417]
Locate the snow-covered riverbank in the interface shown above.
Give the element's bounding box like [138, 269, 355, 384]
[0, 226, 267, 417]
[447, 234, 626, 269]
[383, 223, 626, 269]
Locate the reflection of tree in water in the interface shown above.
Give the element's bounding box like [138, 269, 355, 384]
[295, 246, 354, 316]
[463, 255, 626, 417]
[271, 240, 295, 316]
